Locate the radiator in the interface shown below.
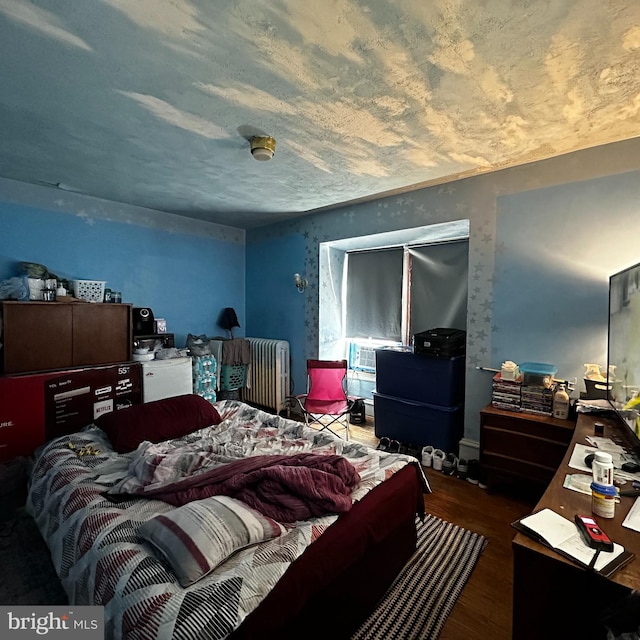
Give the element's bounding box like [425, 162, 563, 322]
[243, 338, 290, 413]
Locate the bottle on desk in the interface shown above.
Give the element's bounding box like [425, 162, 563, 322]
[591, 451, 616, 518]
[592, 451, 614, 486]
[552, 383, 570, 420]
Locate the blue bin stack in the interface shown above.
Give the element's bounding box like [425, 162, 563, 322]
[373, 346, 465, 452]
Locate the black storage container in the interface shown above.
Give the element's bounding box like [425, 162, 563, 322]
[413, 328, 466, 358]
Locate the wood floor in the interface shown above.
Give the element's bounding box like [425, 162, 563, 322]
[346, 419, 539, 640]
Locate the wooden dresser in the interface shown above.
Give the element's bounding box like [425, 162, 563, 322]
[1, 301, 132, 374]
[480, 404, 576, 489]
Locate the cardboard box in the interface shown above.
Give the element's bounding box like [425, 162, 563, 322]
[44, 363, 142, 441]
[0, 363, 142, 461]
[0, 371, 57, 461]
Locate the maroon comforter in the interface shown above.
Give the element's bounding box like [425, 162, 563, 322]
[108, 453, 361, 522]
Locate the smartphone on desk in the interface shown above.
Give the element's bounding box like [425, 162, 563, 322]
[575, 514, 614, 552]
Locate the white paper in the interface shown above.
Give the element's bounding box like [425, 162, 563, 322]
[584, 436, 626, 454]
[568, 443, 639, 479]
[622, 497, 640, 533]
[520, 508, 578, 548]
[568, 443, 598, 472]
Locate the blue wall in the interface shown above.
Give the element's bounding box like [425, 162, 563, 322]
[3, 138, 640, 451]
[246, 139, 640, 448]
[0, 183, 245, 348]
[493, 170, 640, 387]
[245, 232, 307, 395]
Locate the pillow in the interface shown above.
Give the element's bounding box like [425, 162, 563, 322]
[96, 393, 221, 453]
[138, 495, 286, 587]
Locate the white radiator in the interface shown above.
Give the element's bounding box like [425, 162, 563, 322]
[243, 338, 290, 413]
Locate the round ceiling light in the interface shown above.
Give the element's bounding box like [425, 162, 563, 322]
[250, 135, 276, 161]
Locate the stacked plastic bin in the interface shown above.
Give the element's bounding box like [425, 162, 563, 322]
[373, 346, 465, 452]
[192, 354, 216, 404]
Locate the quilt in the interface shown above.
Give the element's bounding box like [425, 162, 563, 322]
[27, 400, 423, 640]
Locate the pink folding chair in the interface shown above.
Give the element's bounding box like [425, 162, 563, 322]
[291, 359, 355, 440]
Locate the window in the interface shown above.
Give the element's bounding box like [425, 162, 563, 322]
[345, 248, 404, 341]
[317, 221, 470, 404]
[346, 239, 468, 347]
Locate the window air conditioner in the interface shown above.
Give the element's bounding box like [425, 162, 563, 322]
[348, 343, 377, 373]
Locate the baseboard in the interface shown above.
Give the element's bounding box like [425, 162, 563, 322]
[458, 438, 479, 461]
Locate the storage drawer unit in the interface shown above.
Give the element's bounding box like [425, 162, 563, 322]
[375, 348, 465, 406]
[479, 405, 575, 488]
[1, 301, 132, 374]
[373, 392, 464, 451]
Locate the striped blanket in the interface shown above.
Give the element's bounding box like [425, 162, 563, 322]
[27, 400, 422, 640]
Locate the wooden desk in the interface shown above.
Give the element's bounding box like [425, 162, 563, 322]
[512, 413, 640, 639]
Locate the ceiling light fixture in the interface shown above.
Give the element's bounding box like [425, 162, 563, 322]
[250, 135, 276, 161]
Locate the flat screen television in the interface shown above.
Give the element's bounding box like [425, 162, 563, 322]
[607, 260, 640, 459]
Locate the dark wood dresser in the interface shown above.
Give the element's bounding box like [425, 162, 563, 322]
[480, 404, 576, 489]
[1, 301, 132, 374]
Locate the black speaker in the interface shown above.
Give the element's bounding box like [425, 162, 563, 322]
[132, 307, 155, 335]
[349, 399, 366, 424]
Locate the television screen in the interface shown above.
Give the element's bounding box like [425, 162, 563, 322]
[607, 260, 640, 457]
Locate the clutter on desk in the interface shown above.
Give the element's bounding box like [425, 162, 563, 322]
[563, 429, 640, 520]
[563, 473, 595, 495]
[583, 362, 613, 400]
[576, 398, 615, 413]
[0, 261, 120, 304]
[512, 507, 632, 576]
[485, 359, 579, 418]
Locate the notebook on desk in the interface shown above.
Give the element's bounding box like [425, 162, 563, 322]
[512, 508, 635, 578]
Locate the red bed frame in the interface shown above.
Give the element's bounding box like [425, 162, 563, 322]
[230, 463, 425, 639]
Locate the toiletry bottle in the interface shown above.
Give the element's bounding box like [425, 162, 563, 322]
[553, 383, 570, 419]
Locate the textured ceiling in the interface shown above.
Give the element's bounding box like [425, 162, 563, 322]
[1, 1, 640, 229]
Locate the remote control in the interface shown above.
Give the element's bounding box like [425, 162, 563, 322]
[574, 514, 614, 552]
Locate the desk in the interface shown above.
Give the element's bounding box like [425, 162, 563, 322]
[512, 413, 640, 639]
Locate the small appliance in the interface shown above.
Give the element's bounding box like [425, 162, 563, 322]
[133, 308, 155, 335]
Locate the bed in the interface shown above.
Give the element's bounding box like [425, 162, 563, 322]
[26, 394, 428, 640]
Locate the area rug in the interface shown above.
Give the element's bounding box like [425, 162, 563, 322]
[352, 514, 488, 640]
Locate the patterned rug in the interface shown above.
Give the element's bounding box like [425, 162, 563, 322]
[352, 514, 488, 640]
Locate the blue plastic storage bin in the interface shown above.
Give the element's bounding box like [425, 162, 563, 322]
[373, 392, 464, 451]
[519, 362, 557, 388]
[375, 348, 465, 406]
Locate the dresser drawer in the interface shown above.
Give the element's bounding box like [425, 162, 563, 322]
[479, 405, 575, 488]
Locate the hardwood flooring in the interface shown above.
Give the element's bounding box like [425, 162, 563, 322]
[346, 419, 538, 640]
